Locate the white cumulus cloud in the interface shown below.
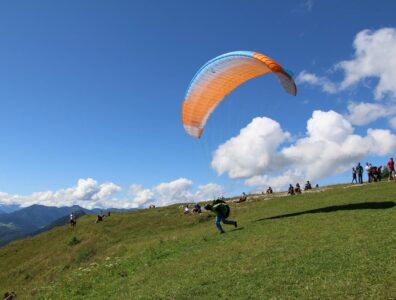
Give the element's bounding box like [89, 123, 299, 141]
[337, 28, 396, 99]
[211, 117, 290, 179]
[296, 28, 396, 104]
[128, 178, 224, 208]
[0, 178, 122, 209]
[212, 111, 396, 192]
[345, 102, 396, 126]
[0, 178, 224, 210]
[296, 70, 338, 93]
[297, 28, 396, 101]
[389, 116, 396, 129]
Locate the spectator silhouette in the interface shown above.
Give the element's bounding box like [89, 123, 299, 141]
[288, 184, 295, 195]
[304, 181, 312, 191]
[352, 167, 357, 183]
[356, 162, 363, 184]
[266, 186, 273, 194]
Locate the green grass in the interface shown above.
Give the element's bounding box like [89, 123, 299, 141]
[0, 182, 395, 299]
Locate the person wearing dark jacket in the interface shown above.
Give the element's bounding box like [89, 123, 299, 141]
[205, 199, 237, 234]
[356, 163, 364, 184]
[288, 184, 295, 195]
[352, 167, 357, 183]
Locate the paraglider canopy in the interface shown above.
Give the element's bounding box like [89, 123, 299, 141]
[182, 51, 297, 138]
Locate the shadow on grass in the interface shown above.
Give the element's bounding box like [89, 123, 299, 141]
[230, 227, 244, 232]
[257, 201, 396, 221]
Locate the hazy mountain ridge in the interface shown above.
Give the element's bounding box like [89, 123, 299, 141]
[0, 204, 137, 246]
[32, 209, 88, 236]
[0, 205, 94, 246]
[0, 204, 21, 214]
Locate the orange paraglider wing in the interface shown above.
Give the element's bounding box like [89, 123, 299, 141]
[182, 51, 297, 138]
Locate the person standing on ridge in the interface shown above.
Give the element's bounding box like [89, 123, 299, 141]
[365, 162, 373, 183]
[205, 198, 237, 234]
[387, 157, 395, 180]
[356, 163, 364, 184]
[69, 213, 76, 228]
[352, 167, 357, 183]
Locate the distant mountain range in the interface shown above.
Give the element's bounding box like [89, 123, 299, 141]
[0, 204, 133, 247]
[0, 204, 21, 214]
[32, 209, 88, 236]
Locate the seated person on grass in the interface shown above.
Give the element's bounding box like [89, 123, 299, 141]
[294, 183, 301, 194]
[238, 192, 247, 203]
[288, 184, 295, 195]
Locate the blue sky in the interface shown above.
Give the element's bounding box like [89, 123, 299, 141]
[1, 0, 396, 209]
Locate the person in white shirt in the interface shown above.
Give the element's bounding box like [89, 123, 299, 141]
[365, 163, 373, 183]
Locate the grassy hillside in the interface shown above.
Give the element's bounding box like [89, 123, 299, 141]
[0, 205, 95, 246]
[0, 182, 395, 299]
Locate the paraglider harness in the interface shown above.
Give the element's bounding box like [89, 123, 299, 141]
[206, 199, 230, 218]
